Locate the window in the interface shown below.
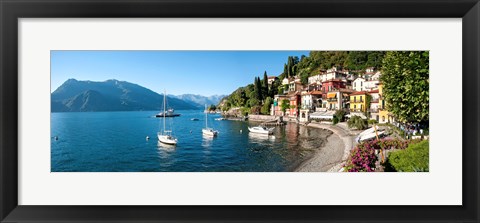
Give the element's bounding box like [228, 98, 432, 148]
[354, 97, 356, 103]
[382, 116, 385, 122]
[360, 96, 363, 101]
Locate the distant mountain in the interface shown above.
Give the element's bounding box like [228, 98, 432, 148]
[171, 94, 227, 109]
[51, 79, 198, 112]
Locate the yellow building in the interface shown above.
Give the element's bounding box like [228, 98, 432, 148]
[378, 83, 395, 123]
[349, 91, 369, 112]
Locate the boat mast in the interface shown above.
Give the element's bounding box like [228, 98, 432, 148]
[205, 104, 208, 128]
[163, 90, 166, 133]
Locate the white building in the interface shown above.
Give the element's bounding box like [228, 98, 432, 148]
[352, 77, 366, 91]
[267, 76, 278, 85]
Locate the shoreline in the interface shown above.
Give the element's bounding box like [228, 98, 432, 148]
[295, 122, 358, 172]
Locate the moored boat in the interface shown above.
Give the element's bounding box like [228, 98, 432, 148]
[156, 108, 180, 117]
[202, 104, 219, 137]
[158, 90, 178, 145]
[248, 125, 274, 135]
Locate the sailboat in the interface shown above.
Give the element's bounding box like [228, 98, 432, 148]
[158, 90, 178, 145]
[202, 105, 219, 137]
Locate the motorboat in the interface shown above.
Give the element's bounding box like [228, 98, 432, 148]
[248, 125, 274, 135]
[156, 108, 180, 117]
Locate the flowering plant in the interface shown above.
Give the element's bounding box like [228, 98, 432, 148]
[344, 138, 421, 172]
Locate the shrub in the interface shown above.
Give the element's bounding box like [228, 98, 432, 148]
[344, 138, 422, 172]
[344, 141, 378, 172]
[334, 110, 346, 122]
[368, 119, 378, 125]
[332, 116, 339, 125]
[348, 115, 368, 130]
[386, 140, 429, 172]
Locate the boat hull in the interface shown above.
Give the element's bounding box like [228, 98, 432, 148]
[248, 127, 274, 135]
[202, 128, 218, 136]
[158, 133, 178, 145]
[156, 114, 180, 117]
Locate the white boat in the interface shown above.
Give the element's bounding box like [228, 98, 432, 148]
[202, 104, 218, 137]
[248, 125, 274, 135]
[355, 126, 385, 142]
[215, 117, 225, 121]
[156, 108, 180, 117]
[191, 118, 199, 121]
[158, 90, 178, 145]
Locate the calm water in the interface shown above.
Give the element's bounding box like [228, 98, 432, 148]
[51, 110, 332, 172]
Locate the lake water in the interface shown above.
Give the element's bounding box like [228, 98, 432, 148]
[51, 110, 332, 172]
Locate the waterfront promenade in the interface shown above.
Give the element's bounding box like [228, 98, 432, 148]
[295, 122, 359, 172]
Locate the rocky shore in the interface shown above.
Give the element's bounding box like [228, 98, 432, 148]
[295, 122, 358, 172]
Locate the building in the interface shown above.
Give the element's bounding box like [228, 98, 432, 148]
[325, 89, 353, 110]
[368, 89, 380, 121]
[321, 79, 347, 108]
[352, 77, 366, 91]
[273, 94, 289, 116]
[288, 80, 303, 93]
[350, 91, 369, 112]
[287, 91, 301, 117]
[267, 76, 278, 85]
[378, 83, 395, 123]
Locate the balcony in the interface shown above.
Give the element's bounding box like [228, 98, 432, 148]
[350, 109, 364, 112]
[350, 100, 364, 103]
[327, 98, 338, 102]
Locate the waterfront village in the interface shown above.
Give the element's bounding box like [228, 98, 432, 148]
[220, 64, 429, 172]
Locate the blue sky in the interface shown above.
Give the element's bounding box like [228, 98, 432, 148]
[51, 51, 309, 96]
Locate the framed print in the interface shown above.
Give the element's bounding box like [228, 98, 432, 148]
[1, 0, 479, 222]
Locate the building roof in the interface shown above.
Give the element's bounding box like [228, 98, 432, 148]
[369, 89, 379, 93]
[322, 79, 345, 83]
[268, 76, 278, 79]
[350, 91, 369, 96]
[309, 90, 323, 95]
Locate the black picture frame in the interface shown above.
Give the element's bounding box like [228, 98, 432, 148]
[1, 0, 479, 222]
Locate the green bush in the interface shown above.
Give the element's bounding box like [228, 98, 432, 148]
[347, 115, 368, 130]
[334, 110, 345, 122]
[332, 116, 339, 125]
[368, 119, 378, 125]
[386, 140, 429, 172]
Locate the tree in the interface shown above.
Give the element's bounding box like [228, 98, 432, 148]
[381, 51, 429, 124]
[253, 76, 263, 102]
[280, 99, 290, 114]
[263, 71, 269, 98]
[261, 97, 273, 115]
[208, 104, 217, 111]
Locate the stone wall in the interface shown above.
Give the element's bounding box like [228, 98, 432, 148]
[248, 115, 277, 122]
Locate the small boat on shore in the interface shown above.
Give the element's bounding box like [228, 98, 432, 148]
[355, 126, 386, 142]
[248, 125, 274, 135]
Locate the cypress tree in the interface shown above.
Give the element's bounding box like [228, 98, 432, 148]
[263, 71, 269, 97]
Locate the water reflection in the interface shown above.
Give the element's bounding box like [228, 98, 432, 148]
[202, 134, 214, 148]
[248, 132, 276, 143]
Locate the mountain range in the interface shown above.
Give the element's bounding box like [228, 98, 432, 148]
[170, 94, 226, 109]
[51, 79, 225, 112]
